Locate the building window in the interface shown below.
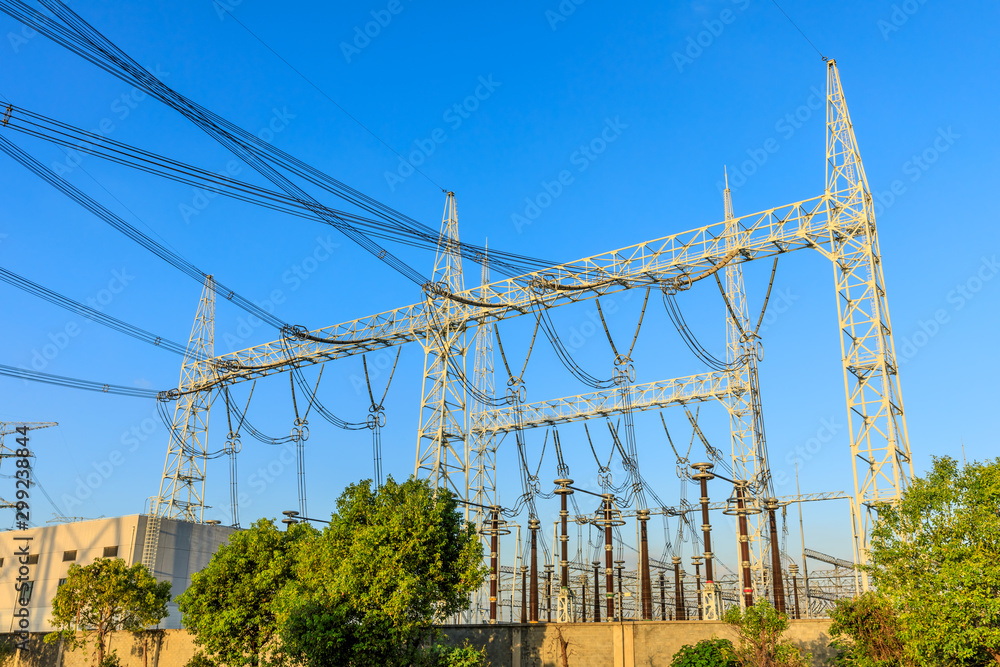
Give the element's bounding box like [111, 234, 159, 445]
[103, 546, 119, 558]
[18, 581, 33, 605]
[26, 554, 38, 565]
[58, 578, 67, 588]
[63, 550, 77, 562]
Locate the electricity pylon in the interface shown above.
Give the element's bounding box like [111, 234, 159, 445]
[470, 243, 498, 528]
[415, 192, 470, 500]
[825, 60, 911, 587]
[722, 171, 772, 606]
[152, 275, 215, 522]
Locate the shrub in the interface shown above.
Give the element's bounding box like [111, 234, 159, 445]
[671, 637, 737, 667]
[827, 593, 906, 667]
[724, 599, 810, 667]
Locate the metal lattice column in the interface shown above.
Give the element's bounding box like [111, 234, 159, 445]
[415, 192, 470, 499]
[824, 60, 912, 589]
[722, 176, 771, 602]
[152, 275, 215, 522]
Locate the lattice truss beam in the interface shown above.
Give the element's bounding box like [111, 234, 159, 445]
[157, 61, 910, 580]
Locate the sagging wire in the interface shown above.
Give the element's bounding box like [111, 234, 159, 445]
[363, 348, 401, 488]
[494, 319, 542, 519]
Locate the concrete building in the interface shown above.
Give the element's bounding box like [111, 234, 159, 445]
[0, 515, 236, 632]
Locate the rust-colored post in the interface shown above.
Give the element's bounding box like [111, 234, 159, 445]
[659, 571, 667, 621]
[529, 519, 540, 623]
[489, 507, 499, 623]
[790, 563, 801, 619]
[692, 464, 716, 584]
[736, 482, 754, 608]
[555, 479, 573, 592]
[638, 509, 652, 619]
[692, 557, 703, 620]
[673, 556, 686, 620]
[592, 561, 602, 622]
[766, 499, 787, 614]
[603, 495, 615, 620]
[520, 565, 528, 623]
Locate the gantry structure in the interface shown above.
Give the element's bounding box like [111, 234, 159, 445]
[150, 61, 911, 592]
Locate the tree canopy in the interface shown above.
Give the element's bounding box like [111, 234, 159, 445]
[178, 477, 486, 667]
[45, 558, 171, 665]
[176, 518, 317, 667]
[277, 477, 486, 666]
[866, 456, 1000, 665]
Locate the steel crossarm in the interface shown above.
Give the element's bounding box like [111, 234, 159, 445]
[189, 192, 835, 392]
[472, 371, 733, 435]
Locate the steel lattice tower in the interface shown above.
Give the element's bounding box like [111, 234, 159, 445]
[825, 60, 912, 587]
[415, 192, 470, 499]
[152, 275, 215, 522]
[470, 243, 498, 526]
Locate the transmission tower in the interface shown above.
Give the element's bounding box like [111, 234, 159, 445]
[415, 192, 470, 499]
[152, 275, 215, 522]
[470, 243, 498, 528]
[722, 172, 772, 606]
[825, 60, 912, 586]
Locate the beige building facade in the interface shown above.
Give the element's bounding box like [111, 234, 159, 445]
[0, 515, 236, 633]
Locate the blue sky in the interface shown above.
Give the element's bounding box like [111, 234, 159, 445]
[0, 1, 997, 572]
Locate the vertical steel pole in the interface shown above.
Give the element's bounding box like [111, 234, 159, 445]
[529, 518, 539, 623]
[545, 564, 553, 622]
[604, 496, 615, 621]
[692, 557, 703, 620]
[790, 563, 801, 620]
[615, 560, 625, 620]
[736, 482, 754, 608]
[593, 561, 602, 622]
[766, 499, 786, 614]
[521, 565, 528, 623]
[489, 508, 499, 623]
[638, 509, 652, 619]
[581, 573, 588, 622]
[673, 556, 686, 621]
[659, 571, 667, 621]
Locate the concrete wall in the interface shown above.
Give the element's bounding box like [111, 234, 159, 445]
[0, 621, 836, 667]
[442, 619, 836, 667]
[0, 631, 199, 667]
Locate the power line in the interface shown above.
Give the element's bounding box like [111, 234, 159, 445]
[766, 0, 826, 61]
[212, 1, 448, 193]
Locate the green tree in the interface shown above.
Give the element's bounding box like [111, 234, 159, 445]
[44, 558, 171, 665]
[177, 518, 316, 667]
[277, 476, 487, 667]
[868, 456, 1000, 665]
[723, 598, 809, 667]
[828, 592, 907, 667]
